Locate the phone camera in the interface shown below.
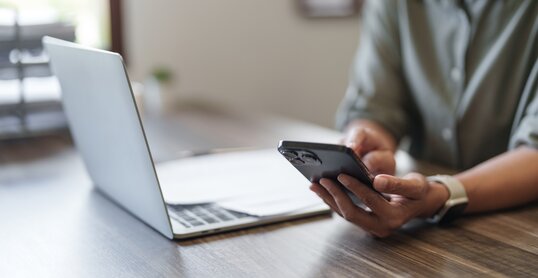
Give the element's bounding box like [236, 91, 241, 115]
[281, 150, 298, 161]
[300, 152, 322, 165]
[280, 149, 321, 166]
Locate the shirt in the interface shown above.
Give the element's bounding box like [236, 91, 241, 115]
[336, 0, 538, 170]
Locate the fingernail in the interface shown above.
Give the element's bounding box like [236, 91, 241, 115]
[376, 177, 388, 190]
[338, 175, 350, 186]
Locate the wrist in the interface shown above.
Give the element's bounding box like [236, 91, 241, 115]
[419, 181, 450, 218]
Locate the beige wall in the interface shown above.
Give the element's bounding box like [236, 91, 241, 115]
[124, 0, 360, 128]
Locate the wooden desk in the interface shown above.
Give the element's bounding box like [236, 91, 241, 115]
[1, 107, 538, 277]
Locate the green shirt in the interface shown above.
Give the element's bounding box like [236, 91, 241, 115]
[336, 0, 538, 169]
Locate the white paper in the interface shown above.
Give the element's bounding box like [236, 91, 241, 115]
[156, 149, 315, 205]
[217, 187, 323, 216]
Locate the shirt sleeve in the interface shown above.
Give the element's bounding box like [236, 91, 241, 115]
[335, 0, 412, 142]
[510, 59, 538, 150]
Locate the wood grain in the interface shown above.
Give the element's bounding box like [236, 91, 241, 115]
[1, 109, 537, 277]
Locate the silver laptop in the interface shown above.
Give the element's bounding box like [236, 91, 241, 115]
[43, 37, 329, 239]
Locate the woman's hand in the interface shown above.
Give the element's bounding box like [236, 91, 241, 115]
[343, 121, 397, 175]
[310, 173, 449, 238]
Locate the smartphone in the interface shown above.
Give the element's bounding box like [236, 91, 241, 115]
[277, 140, 379, 206]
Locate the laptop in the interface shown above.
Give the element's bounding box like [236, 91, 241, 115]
[43, 37, 330, 239]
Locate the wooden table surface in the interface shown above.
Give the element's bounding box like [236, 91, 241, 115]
[1, 107, 538, 277]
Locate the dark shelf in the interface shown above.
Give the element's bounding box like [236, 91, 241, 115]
[0, 11, 74, 139]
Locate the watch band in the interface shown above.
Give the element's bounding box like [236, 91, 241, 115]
[427, 175, 468, 224]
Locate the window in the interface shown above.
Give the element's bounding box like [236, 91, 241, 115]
[0, 0, 111, 48]
[0, 0, 112, 138]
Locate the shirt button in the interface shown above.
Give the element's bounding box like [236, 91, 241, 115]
[450, 67, 462, 82]
[442, 128, 453, 141]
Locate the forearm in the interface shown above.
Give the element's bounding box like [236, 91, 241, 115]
[454, 147, 538, 213]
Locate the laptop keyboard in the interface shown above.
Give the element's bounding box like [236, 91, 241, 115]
[167, 203, 250, 228]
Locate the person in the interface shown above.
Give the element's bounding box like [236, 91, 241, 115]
[309, 0, 538, 237]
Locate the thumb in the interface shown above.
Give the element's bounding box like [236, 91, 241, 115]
[373, 174, 426, 199]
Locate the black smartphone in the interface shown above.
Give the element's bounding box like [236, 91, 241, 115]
[277, 140, 379, 206]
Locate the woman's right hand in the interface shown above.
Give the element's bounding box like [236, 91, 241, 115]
[342, 120, 397, 176]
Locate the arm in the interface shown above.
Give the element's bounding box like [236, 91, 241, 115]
[336, 0, 412, 148]
[310, 147, 538, 237]
[457, 146, 538, 213]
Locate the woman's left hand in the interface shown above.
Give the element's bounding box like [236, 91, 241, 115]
[310, 173, 449, 238]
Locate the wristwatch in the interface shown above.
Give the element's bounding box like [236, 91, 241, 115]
[427, 175, 468, 225]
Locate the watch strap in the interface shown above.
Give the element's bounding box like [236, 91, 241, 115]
[427, 175, 468, 224]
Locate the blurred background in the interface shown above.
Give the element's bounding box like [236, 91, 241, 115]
[0, 0, 361, 140]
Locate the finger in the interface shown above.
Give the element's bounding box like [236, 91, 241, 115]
[310, 184, 341, 214]
[346, 128, 379, 157]
[337, 174, 391, 216]
[362, 150, 396, 175]
[373, 173, 427, 199]
[345, 128, 367, 156]
[313, 181, 345, 215]
[318, 178, 378, 229]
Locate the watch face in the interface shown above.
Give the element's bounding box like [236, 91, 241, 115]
[439, 203, 467, 225]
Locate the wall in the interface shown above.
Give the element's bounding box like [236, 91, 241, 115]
[124, 0, 360, 128]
